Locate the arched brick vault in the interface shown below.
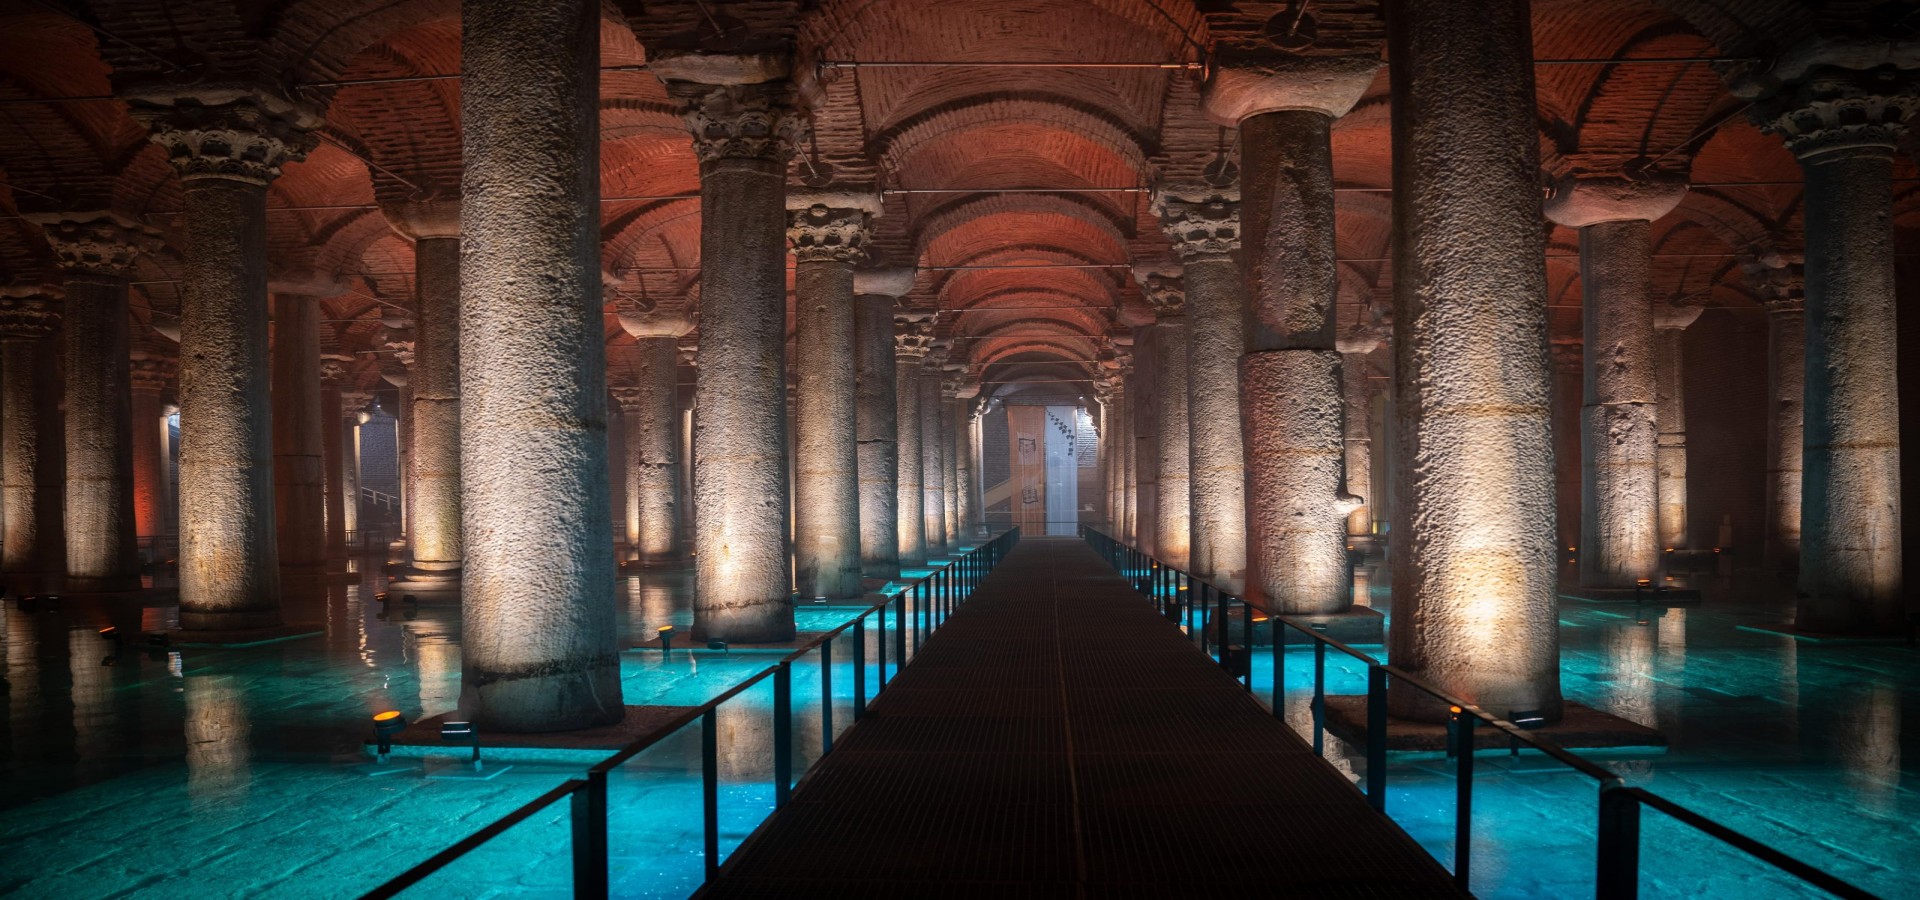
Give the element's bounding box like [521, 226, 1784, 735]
[2, 2, 1917, 392]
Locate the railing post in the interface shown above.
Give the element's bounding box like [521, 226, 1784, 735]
[1312, 639, 1327, 755]
[1272, 618, 1285, 720]
[876, 603, 889, 693]
[1454, 712, 1475, 892]
[1214, 581, 1228, 663]
[702, 709, 720, 883]
[1366, 664, 1388, 813]
[853, 617, 867, 719]
[774, 661, 793, 808]
[571, 772, 609, 900]
[820, 638, 834, 756]
[895, 592, 908, 669]
[1597, 782, 1641, 900]
[1240, 597, 1254, 690]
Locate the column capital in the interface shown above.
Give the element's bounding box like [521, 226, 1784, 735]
[1543, 174, 1687, 228]
[895, 325, 935, 360]
[1725, 40, 1920, 161]
[0, 288, 61, 340]
[786, 190, 882, 264]
[1334, 320, 1385, 355]
[660, 72, 806, 164]
[125, 88, 320, 185]
[616, 295, 696, 339]
[1203, 53, 1380, 126]
[380, 198, 462, 242]
[129, 350, 175, 393]
[854, 266, 918, 299]
[28, 212, 162, 278]
[1742, 255, 1806, 313]
[1133, 264, 1185, 319]
[384, 337, 416, 372]
[269, 269, 349, 298]
[1150, 183, 1241, 261]
[609, 385, 646, 414]
[1652, 300, 1705, 331]
[340, 391, 375, 417]
[1550, 339, 1584, 373]
[320, 353, 357, 385]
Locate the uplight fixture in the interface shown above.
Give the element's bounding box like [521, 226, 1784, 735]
[373, 710, 408, 762]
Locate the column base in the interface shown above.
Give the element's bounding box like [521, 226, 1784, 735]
[63, 574, 143, 594]
[386, 567, 463, 603]
[1272, 606, 1385, 645]
[1323, 696, 1666, 754]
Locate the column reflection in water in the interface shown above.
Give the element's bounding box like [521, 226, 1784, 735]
[183, 673, 252, 811]
[1840, 683, 1900, 813]
[69, 627, 117, 761]
[405, 616, 461, 719]
[1606, 621, 1657, 729]
[6, 606, 39, 764]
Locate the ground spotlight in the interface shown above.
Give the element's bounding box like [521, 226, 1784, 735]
[1507, 708, 1546, 756]
[373, 710, 408, 763]
[706, 640, 729, 653]
[144, 632, 170, 648]
[440, 720, 482, 769]
[657, 625, 675, 655]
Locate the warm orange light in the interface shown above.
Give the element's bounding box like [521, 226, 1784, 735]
[1251, 614, 1270, 623]
[1449, 705, 1462, 715]
[1567, 547, 1577, 552]
[1636, 579, 1652, 587]
[1664, 548, 1674, 553]
[374, 710, 402, 722]
[1712, 547, 1722, 554]
[657, 625, 675, 634]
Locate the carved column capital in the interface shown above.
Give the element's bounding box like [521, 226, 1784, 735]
[30, 212, 162, 278]
[0, 289, 61, 341]
[1133, 264, 1186, 319]
[320, 353, 357, 385]
[1652, 300, 1706, 331]
[1550, 339, 1584, 374]
[126, 90, 320, 185]
[1543, 174, 1688, 228]
[854, 266, 918, 299]
[1150, 183, 1241, 261]
[895, 320, 935, 359]
[340, 391, 375, 417]
[616, 295, 696, 339]
[609, 385, 646, 414]
[664, 79, 806, 164]
[129, 350, 176, 393]
[787, 190, 881, 264]
[1742, 254, 1806, 313]
[1726, 42, 1920, 160]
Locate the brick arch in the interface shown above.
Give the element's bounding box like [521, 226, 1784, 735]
[266, 0, 634, 85]
[913, 194, 1131, 264]
[875, 95, 1152, 189]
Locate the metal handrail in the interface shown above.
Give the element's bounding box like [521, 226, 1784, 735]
[358, 527, 1021, 900]
[1080, 527, 1878, 900]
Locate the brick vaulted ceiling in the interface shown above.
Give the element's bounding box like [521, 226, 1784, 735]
[0, 0, 1915, 399]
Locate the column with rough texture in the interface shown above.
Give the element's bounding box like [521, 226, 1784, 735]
[789, 191, 879, 599]
[919, 366, 948, 555]
[1129, 334, 1157, 556]
[1653, 302, 1703, 550]
[460, 0, 622, 729]
[0, 290, 63, 589]
[1115, 348, 1136, 543]
[127, 90, 318, 630]
[1545, 175, 1686, 589]
[1732, 51, 1914, 632]
[1384, 0, 1563, 720]
[1136, 266, 1190, 570]
[320, 354, 353, 562]
[614, 301, 693, 566]
[895, 326, 930, 565]
[1205, 55, 1376, 613]
[940, 385, 960, 543]
[654, 52, 803, 642]
[1337, 326, 1383, 542]
[270, 285, 331, 580]
[854, 268, 914, 579]
[953, 395, 978, 540]
[129, 352, 174, 545]
[385, 201, 463, 591]
[1151, 186, 1246, 589]
[340, 391, 371, 542]
[1747, 258, 1805, 569]
[37, 215, 156, 591]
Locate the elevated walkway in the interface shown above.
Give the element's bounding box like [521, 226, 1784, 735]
[702, 536, 1463, 896]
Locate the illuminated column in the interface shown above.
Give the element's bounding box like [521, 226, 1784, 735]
[895, 326, 931, 565]
[1128, 334, 1157, 556]
[1734, 55, 1914, 632]
[126, 89, 316, 629]
[270, 284, 332, 580]
[1653, 302, 1704, 550]
[36, 215, 157, 591]
[129, 352, 174, 544]
[1545, 175, 1686, 589]
[1550, 340, 1584, 557]
[384, 201, 463, 590]
[1337, 325, 1384, 542]
[1115, 348, 1136, 543]
[0, 290, 63, 588]
[788, 192, 879, 599]
[383, 349, 412, 544]
[654, 52, 803, 642]
[1136, 266, 1190, 570]
[1205, 56, 1377, 612]
[1746, 258, 1805, 570]
[953, 395, 978, 540]
[614, 301, 693, 566]
[340, 391, 371, 540]
[1384, 0, 1562, 720]
[1151, 186, 1247, 589]
[940, 385, 960, 544]
[461, 0, 622, 729]
[319, 355, 353, 562]
[919, 365, 948, 555]
[854, 268, 915, 579]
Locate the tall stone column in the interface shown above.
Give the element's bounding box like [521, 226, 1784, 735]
[919, 366, 948, 555]
[319, 355, 353, 563]
[1136, 266, 1191, 570]
[653, 52, 804, 642]
[340, 391, 372, 542]
[1747, 258, 1805, 569]
[1205, 55, 1377, 613]
[1336, 326, 1383, 541]
[384, 202, 463, 591]
[383, 354, 413, 544]
[854, 268, 915, 579]
[1151, 186, 1247, 589]
[1550, 340, 1585, 557]
[1653, 302, 1704, 550]
[1733, 53, 1915, 632]
[1129, 334, 1158, 556]
[788, 192, 879, 599]
[1115, 350, 1136, 543]
[36, 214, 157, 591]
[460, 0, 622, 729]
[940, 385, 960, 544]
[271, 286, 332, 580]
[129, 352, 174, 544]
[953, 396, 978, 540]
[1384, 0, 1562, 720]
[126, 89, 317, 629]
[895, 326, 932, 565]
[614, 301, 693, 566]
[0, 290, 63, 589]
[1545, 175, 1686, 589]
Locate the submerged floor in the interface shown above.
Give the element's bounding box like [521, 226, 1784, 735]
[0, 544, 1914, 898]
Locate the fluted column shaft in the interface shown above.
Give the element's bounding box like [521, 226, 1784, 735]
[853, 292, 900, 578]
[789, 197, 872, 600]
[919, 371, 947, 555]
[895, 347, 927, 565]
[0, 294, 62, 585]
[272, 293, 327, 577]
[1385, 0, 1562, 721]
[460, 0, 621, 729]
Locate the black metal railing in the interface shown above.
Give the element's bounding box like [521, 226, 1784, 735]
[1081, 527, 1876, 900]
[359, 527, 1021, 900]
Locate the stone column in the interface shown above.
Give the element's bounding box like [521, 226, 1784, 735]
[953, 395, 978, 540]
[1545, 175, 1687, 589]
[788, 192, 879, 599]
[919, 366, 948, 555]
[383, 353, 413, 544]
[1733, 54, 1914, 632]
[36, 214, 157, 591]
[1136, 266, 1191, 570]
[1151, 186, 1247, 589]
[895, 326, 931, 565]
[319, 354, 353, 563]
[1115, 350, 1136, 543]
[1384, 0, 1562, 720]
[614, 302, 693, 566]
[1653, 302, 1704, 550]
[940, 385, 960, 544]
[1336, 326, 1383, 541]
[384, 201, 464, 591]
[1746, 259, 1805, 569]
[1550, 340, 1585, 557]
[129, 352, 174, 545]
[653, 52, 804, 642]
[340, 391, 371, 541]
[0, 290, 63, 589]
[854, 268, 915, 579]
[460, 0, 622, 729]
[1129, 334, 1158, 556]
[1205, 55, 1377, 613]
[271, 285, 332, 580]
[126, 89, 318, 629]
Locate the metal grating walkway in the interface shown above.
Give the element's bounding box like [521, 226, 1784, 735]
[701, 536, 1463, 898]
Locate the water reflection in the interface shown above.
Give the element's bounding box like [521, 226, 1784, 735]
[183, 673, 252, 810]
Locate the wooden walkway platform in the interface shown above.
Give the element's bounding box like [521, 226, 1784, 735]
[702, 536, 1464, 898]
